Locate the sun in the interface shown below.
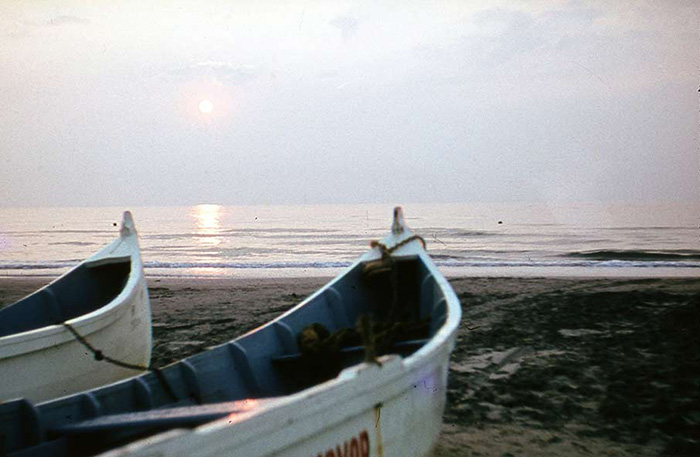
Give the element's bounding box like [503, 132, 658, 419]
[198, 99, 214, 114]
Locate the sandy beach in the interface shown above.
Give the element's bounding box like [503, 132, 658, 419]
[2, 275, 699, 456]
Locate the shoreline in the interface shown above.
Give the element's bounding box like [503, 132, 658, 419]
[2, 276, 699, 456]
[2, 264, 699, 282]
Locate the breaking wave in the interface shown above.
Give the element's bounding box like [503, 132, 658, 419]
[563, 250, 700, 262]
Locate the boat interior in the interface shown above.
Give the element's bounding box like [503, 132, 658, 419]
[0, 256, 449, 457]
[0, 260, 131, 339]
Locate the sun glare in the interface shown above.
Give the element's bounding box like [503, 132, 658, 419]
[198, 99, 214, 114]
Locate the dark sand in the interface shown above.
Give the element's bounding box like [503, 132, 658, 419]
[2, 276, 699, 456]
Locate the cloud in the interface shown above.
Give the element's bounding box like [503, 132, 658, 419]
[412, 2, 692, 97]
[0, 14, 89, 38]
[170, 61, 260, 84]
[45, 15, 90, 27]
[330, 15, 359, 40]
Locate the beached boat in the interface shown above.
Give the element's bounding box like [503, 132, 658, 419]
[0, 212, 152, 404]
[0, 207, 461, 457]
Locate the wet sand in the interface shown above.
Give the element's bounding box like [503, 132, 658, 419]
[2, 276, 699, 456]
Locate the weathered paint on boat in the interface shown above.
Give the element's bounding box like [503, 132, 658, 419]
[0, 207, 460, 457]
[0, 212, 152, 403]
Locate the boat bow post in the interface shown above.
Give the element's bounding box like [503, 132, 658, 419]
[391, 206, 406, 235]
[120, 211, 137, 238]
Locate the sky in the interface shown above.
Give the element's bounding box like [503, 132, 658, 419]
[0, 0, 698, 207]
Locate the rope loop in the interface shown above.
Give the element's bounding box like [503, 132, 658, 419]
[370, 234, 426, 257]
[62, 319, 181, 401]
[62, 321, 150, 372]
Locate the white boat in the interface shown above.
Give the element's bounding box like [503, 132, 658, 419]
[0, 207, 460, 457]
[0, 211, 152, 403]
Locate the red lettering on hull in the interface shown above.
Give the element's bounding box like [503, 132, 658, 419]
[359, 431, 369, 457]
[313, 430, 370, 457]
[350, 437, 359, 457]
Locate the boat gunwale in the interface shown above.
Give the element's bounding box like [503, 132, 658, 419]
[113, 322, 457, 456]
[194, 337, 456, 456]
[104, 333, 456, 457]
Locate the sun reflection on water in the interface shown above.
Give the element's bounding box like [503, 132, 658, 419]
[193, 204, 224, 248]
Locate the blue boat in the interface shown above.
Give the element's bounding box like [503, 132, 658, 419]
[0, 207, 461, 457]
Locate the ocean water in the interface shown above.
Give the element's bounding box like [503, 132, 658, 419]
[0, 202, 698, 278]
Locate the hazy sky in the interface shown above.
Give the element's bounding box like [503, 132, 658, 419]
[1, 0, 697, 207]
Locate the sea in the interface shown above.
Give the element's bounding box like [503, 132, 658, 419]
[1, 202, 698, 279]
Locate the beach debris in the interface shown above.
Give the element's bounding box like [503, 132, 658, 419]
[452, 346, 534, 398]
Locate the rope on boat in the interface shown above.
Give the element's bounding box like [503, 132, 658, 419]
[62, 322, 179, 401]
[357, 234, 428, 364]
[366, 234, 426, 316]
[62, 322, 150, 371]
[369, 234, 426, 257]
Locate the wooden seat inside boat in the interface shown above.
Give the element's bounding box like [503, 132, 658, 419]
[50, 399, 272, 435]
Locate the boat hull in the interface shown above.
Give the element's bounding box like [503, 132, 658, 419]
[100, 254, 458, 457]
[100, 345, 454, 457]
